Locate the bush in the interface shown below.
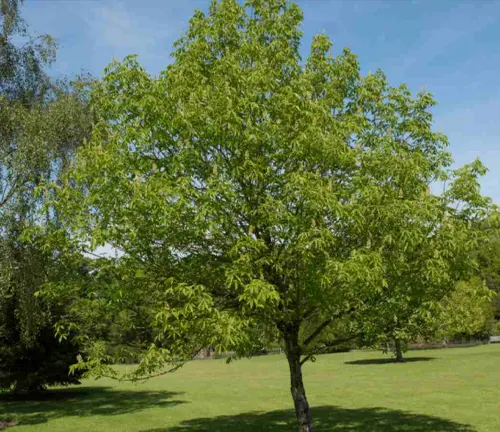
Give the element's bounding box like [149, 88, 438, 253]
[0, 323, 83, 393]
[0, 239, 84, 393]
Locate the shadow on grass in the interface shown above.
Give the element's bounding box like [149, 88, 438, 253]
[144, 406, 474, 432]
[345, 357, 436, 366]
[0, 386, 185, 427]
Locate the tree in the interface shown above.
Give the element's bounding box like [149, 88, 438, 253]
[477, 216, 500, 292]
[475, 215, 500, 329]
[353, 177, 489, 362]
[35, 250, 168, 369]
[0, 81, 92, 392]
[0, 0, 93, 392]
[0, 227, 86, 392]
[1, 0, 56, 106]
[438, 278, 495, 342]
[49, 0, 490, 429]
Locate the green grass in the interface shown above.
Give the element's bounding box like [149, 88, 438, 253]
[1, 344, 499, 431]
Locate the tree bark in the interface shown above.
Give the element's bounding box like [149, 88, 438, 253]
[394, 338, 404, 363]
[284, 324, 312, 432]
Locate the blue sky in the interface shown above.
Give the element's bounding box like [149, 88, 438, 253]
[23, 0, 500, 202]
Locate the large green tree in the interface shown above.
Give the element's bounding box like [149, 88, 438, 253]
[48, 0, 490, 429]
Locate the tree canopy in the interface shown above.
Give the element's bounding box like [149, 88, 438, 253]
[44, 0, 492, 430]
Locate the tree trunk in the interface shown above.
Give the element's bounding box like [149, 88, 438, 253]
[394, 338, 404, 363]
[284, 325, 312, 432]
[441, 336, 447, 349]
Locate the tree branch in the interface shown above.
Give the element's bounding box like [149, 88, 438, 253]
[303, 319, 332, 347]
[118, 361, 185, 382]
[0, 183, 18, 208]
[302, 307, 357, 348]
[300, 333, 361, 366]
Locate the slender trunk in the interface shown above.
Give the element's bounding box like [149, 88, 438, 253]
[441, 336, 447, 349]
[394, 338, 404, 363]
[284, 325, 312, 432]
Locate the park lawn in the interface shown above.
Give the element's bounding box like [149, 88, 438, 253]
[1, 345, 499, 432]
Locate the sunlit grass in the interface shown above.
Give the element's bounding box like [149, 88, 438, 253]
[1, 344, 499, 431]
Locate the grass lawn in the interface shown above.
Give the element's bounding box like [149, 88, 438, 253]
[1, 344, 499, 431]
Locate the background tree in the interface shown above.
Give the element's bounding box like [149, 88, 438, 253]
[0, 0, 92, 392]
[475, 215, 500, 331]
[48, 0, 491, 430]
[437, 277, 495, 343]
[35, 249, 172, 372]
[0, 0, 55, 107]
[354, 170, 490, 362]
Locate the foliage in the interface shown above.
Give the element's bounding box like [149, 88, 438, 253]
[300, 312, 358, 355]
[0, 0, 55, 105]
[0, 234, 84, 392]
[352, 157, 493, 360]
[35, 250, 169, 371]
[477, 217, 500, 293]
[46, 0, 491, 429]
[0, 0, 92, 392]
[0, 76, 93, 212]
[438, 278, 495, 341]
[493, 319, 500, 336]
[475, 214, 500, 327]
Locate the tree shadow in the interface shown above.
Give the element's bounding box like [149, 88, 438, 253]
[345, 357, 436, 366]
[144, 406, 475, 432]
[0, 386, 185, 427]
